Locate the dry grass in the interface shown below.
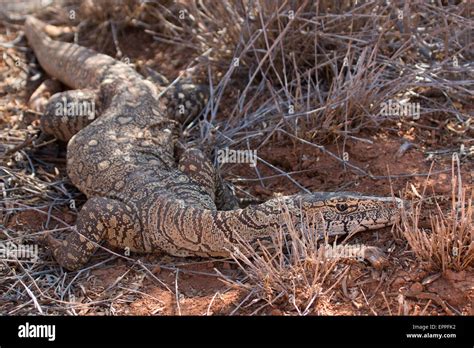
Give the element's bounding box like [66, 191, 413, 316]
[37, 0, 472, 147]
[154, 0, 473, 149]
[398, 156, 473, 273]
[219, 204, 340, 315]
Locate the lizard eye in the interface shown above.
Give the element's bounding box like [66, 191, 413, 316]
[336, 203, 348, 212]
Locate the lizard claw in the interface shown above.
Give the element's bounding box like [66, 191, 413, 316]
[363, 246, 389, 270]
[38, 232, 62, 251]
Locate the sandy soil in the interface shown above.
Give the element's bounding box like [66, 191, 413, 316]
[0, 13, 472, 316]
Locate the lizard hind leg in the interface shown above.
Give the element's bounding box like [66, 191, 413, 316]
[45, 197, 143, 271]
[28, 78, 63, 113]
[42, 89, 101, 142]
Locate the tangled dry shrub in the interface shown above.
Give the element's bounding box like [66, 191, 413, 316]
[398, 156, 473, 272]
[151, 0, 472, 148]
[30, 1, 472, 148]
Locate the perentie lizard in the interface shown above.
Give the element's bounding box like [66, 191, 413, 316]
[25, 16, 404, 271]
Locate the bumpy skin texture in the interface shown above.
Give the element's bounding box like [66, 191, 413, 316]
[26, 16, 403, 271]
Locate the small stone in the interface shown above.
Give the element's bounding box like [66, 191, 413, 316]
[409, 282, 423, 294]
[444, 269, 466, 281]
[270, 308, 283, 315]
[421, 273, 441, 285]
[391, 277, 405, 290]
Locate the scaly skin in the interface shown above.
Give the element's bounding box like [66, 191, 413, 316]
[25, 16, 403, 271]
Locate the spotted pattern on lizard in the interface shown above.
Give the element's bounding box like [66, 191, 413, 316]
[25, 16, 403, 271]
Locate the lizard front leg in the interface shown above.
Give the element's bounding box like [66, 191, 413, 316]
[41, 89, 101, 141]
[178, 148, 217, 202]
[178, 148, 239, 210]
[162, 83, 209, 125]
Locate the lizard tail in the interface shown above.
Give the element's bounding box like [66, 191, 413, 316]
[24, 16, 118, 90]
[24, 16, 50, 52]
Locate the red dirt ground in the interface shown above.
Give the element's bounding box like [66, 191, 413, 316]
[0, 15, 472, 316]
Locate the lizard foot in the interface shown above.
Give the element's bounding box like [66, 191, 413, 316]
[363, 246, 390, 270]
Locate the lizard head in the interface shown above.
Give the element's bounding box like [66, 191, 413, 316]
[295, 192, 407, 237]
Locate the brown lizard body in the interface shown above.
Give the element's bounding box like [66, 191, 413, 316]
[25, 16, 403, 271]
